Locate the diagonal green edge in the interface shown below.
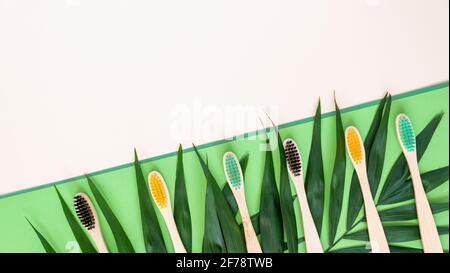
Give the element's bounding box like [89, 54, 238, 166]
[1, 81, 448, 201]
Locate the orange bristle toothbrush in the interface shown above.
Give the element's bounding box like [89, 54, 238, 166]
[149, 171, 186, 253]
[345, 126, 390, 253]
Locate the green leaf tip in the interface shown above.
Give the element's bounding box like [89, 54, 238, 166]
[25, 217, 56, 253]
[305, 101, 325, 233]
[192, 145, 246, 253]
[174, 144, 193, 252]
[328, 98, 346, 246]
[259, 138, 284, 253]
[133, 150, 167, 253]
[269, 121, 298, 253]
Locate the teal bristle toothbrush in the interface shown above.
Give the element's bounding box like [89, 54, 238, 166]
[74, 193, 109, 253]
[396, 114, 443, 253]
[283, 138, 323, 253]
[223, 151, 262, 253]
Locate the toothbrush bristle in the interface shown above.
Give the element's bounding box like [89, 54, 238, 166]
[74, 194, 96, 230]
[284, 139, 302, 176]
[398, 115, 416, 152]
[224, 154, 242, 190]
[346, 127, 363, 164]
[149, 172, 168, 208]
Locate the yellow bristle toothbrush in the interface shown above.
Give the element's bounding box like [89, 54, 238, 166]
[223, 151, 262, 253]
[148, 171, 186, 253]
[283, 138, 323, 253]
[74, 193, 109, 253]
[396, 114, 443, 253]
[345, 126, 390, 253]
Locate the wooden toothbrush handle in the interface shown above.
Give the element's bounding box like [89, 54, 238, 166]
[408, 158, 443, 253]
[294, 177, 323, 253]
[357, 169, 390, 253]
[238, 200, 262, 253]
[163, 210, 187, 253]
[91, 230, 109, 253]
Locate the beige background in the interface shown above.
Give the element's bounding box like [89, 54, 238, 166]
[0, 0, 449, 195]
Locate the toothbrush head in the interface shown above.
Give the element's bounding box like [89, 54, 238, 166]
[283, 138, 303, 177]
[345, 126, 365, 166]
[396, 114, 416, 153]
[74, 193, 97, 231]
[223, 152, 243, 191]
[149, 171, 169, 209]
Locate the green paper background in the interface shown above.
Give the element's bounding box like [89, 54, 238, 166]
[0, 83, 448, 253]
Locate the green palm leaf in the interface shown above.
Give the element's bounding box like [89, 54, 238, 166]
[193, 145, 246, 253]
[378, 203, 448, 221]
[133, 149, 167, 253]
[344, 225, 449, 243]
[329, 245, 371, 253]
[304, 101, 325, 233]
[380, 166, 449, 205]
[239, 154, 249, 174]
[389, 246, 423, 253]
[367, 95, 392, 197]
[86, 175, 135, 253]
[259, 138, 284, 253]
[54, 186, 97, 253]
[173, 145, 192, 253]
[328, 97, 346, 245]
[202, 155, 227, 253]
[331, 245, 423, 253]
[347, 94, 388, 229]
[379, 112, 445, 203]
[273, 125, 298, 253]
[25, 218, 56, 253]
[328, 109, 447, 252]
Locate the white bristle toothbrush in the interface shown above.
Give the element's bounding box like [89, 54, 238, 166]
[223, 152, 262, 253]
[74, 193, 109, 253]
[148, 171, 186, 253]
[345, 126, 390, 253]
[396, 114, 443, 253]
[283, 138, 323, 253]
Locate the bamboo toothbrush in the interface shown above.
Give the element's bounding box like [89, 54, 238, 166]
[283, 138, 323, 253]
[345, 127, 390, 253]
[396, 114, 443, 253]
[223, 152, 262, 253]
[148, 171, 186, 253]
[74, 193, 109, 253]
